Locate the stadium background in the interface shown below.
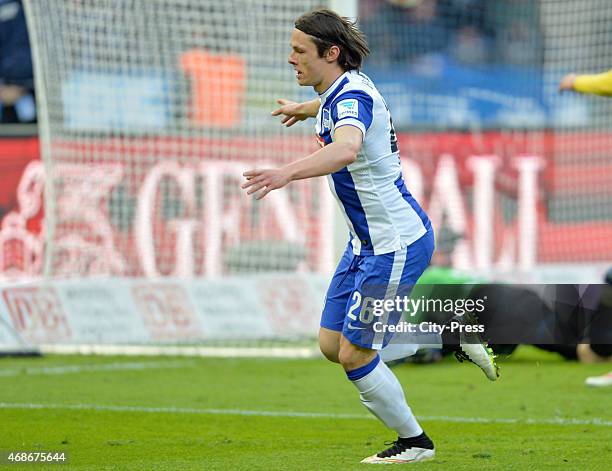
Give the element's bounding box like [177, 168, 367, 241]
[0, 1, 610, 469]
[0, 0, 610, 351]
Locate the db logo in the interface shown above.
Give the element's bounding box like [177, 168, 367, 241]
[2, 287, 71, 342]
[132, 284, 202, 340]
[258, 276, 316, 336]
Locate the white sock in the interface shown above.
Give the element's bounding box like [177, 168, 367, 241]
[348, 355, 422, 438]
[380, 330, 442, 363]
[380, 343, 420, 362]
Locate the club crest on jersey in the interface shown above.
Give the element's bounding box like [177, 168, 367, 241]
[337, 99, 358, 119]
[322, 108, 331, 130]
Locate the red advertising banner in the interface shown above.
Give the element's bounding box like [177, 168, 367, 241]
[0, 133, 610, 280]
[0, 138, 44, 279]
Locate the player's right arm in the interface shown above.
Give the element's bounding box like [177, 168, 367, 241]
[559, 69, 612, 96]
[241, 125, 361, 200]
[271, 98, 319, 127]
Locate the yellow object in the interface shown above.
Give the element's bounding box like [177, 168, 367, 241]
[574, 69, 612, 96]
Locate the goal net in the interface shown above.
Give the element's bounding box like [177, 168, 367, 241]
[6, 0, 335, 355]
[360, 0, 612, 279]
[25, 0, 336, 279]
[1, 0, 610, 354]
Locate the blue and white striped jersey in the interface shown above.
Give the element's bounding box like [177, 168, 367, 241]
[315, 70, 431, 256]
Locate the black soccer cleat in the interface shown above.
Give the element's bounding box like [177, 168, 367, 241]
[442, 312, 500, 381]
[361, 432, 435, 464]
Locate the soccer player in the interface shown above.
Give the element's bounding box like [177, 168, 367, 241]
[559, 69, 612, 95]
[585, 372, 612, 387]
[559, 72, 612, 387]
[242, 9, 498, 464]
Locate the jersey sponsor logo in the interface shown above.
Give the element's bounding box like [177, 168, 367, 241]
[337, 99, 358, 120]
[322, 108, 331, 130]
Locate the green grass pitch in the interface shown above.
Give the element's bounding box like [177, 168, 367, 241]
[0, 347, 610, 470]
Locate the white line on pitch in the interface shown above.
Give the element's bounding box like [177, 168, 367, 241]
[0, 402, 610, 427]
[0, 360, 194, 377]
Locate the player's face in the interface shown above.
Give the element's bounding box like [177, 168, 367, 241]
[288, 28, 328, 90]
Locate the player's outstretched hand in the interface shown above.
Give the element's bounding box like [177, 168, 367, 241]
[559, 73, 577, 92]
[242, 168, 292, 200]
[271, 99, 309, 127]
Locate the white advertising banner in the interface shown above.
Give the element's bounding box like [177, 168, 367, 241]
[0, 275, 327, 348]
[0, 299, 26, 352]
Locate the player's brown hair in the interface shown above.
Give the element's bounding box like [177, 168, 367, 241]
[294, 9, 370, 71]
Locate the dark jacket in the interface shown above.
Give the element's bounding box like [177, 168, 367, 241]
[0, 0, 33, 87]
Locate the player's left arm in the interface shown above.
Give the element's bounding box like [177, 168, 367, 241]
[242, 125, 362, 200]
[559, 69, 612, 96]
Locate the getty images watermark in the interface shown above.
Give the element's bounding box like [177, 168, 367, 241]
[368, 295, 487, 334]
